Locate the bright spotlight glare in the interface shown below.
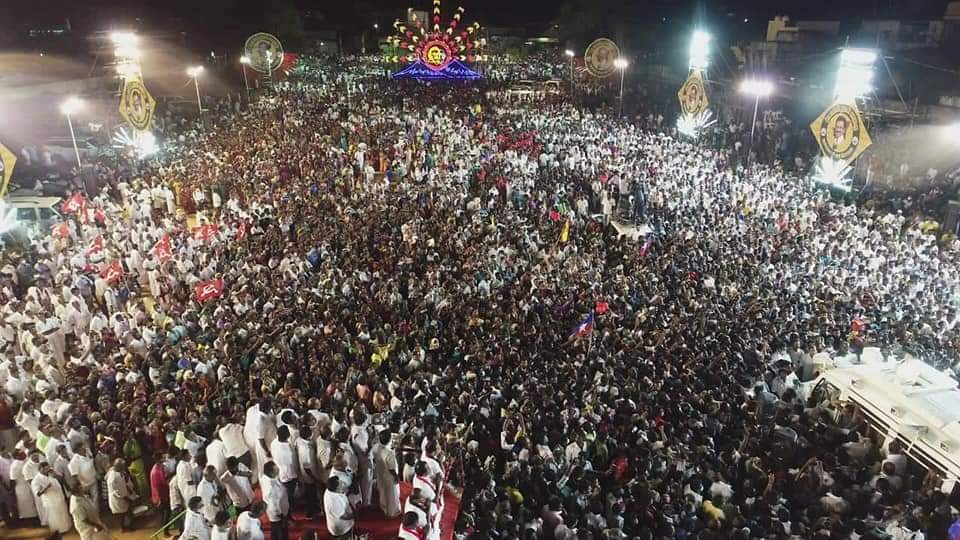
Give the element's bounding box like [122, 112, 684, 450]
[113, 128, 159, 159]
[689, 30, 711, 70]
[240, 55, 251, 64]
[740, 79, 774, 97]
[835, 48, 876, 101]
[187, 66, 204, 77]
[114, 45, 140, 59]
[812, 156, 853, 191]
[944, 123, 960, 139]
[564, 49, 574, 57]
[110, 32, 138, 47]
[840, 48, 877, 65]
[59, 96, 83, 115]
[677, 110, 716, 138]
[116, 63, 140, 76]
[614, 58, 628, 69]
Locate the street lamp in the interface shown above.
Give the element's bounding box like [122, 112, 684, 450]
[373, 23, 379, 30]
[614, 57, 628, 117]
[59, 97, 84, 170]
[187, 66, 204, 113]
[564, 49, 575, 94]
[240, 56, 251, 96]
[739, 78, 774, 158]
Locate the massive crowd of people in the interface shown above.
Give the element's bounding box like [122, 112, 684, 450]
[2, 54, 960, 540]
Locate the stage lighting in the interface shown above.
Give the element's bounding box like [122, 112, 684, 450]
[689, 30, 710, 70]
[835, 48, 876, 102]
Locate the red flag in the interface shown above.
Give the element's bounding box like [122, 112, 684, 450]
[86, 235, 103, 255]
[152, 235, 172, 263]
[52, 222, 70, 239]
[100, 261, 124, 284]
[549, 209, 561, 222]
[94, 207, 107, 224]
[193, 224, 220, 242]
[595, 300, 609, 315]
[194, 278, 224, 303]
[61, 193, 85, 214]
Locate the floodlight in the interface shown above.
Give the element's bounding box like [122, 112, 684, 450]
[187, 66, 204, 77]
[689, 30, 711, 70]
[564, 49, 574, 57]
[614, 58, 628, 69]
[740, 79, 774, 97]
[59, 96, 83, 115]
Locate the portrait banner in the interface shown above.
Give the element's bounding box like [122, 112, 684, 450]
[119, 75, 157, 132]
[677, 72, 709, 117]
[584, 38, 620, 78]
[810, 101, 872, 165]
[244, 33, 284, 73]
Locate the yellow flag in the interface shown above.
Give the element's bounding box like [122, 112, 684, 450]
[0, 142, 17, 197]
[119, 74, 157, 132]
[559, 219, 570, 243]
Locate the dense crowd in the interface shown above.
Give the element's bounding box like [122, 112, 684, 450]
[2, 55, 960, 540]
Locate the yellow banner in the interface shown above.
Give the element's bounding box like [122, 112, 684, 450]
[119, 74, 157, 132]
[0, 142, 16, 197]
[678, 71, 709, 116]
[810, 100, 872, 165]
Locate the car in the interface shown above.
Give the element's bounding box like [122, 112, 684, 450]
[1, 192, 63, 237]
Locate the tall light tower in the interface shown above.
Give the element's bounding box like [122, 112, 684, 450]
[59, 97, 84, 171]
[187, 66, 204, 113]
[614, 58, 628, 116]
[564, 49, 575, 94]
[240, 56, 251, 96]
[739, 79, 774, 157]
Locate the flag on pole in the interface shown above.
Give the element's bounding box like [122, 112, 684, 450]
[236, 221, 248, 241]
[153, 234, 173, 263]
[559, 219, 570, 244]
[100, 260, 124, 284]
[61, 192, 85, 214]
[86, 235, 103, 255]
[193, 224, 220, 242]
[595, 300, 609, 315]
[194, 278, 224, 303]
[52, 222, 70, 239]
[570, 312, 595, 339]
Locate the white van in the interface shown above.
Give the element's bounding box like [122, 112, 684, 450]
[805, 357, 960, 491]
[1, 193, 63, 241]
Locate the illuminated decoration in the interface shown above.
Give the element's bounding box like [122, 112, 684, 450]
[0, 142, 17, 198]
[677, 71, 709, 117]
[676, 29, 712, 139]
[810, 48, 877, 189]
[810, 101, 872, 166]
[390, 59, 481, 80]
[244, 33, 284, 73]
[812, 156, 854, 192]
[119, 74, 156, 132]
[677, 109, 716, 139]
[385, 0, 484, 80]
[113, 127, 159, 160]
[111, 31, 141, 81]
[583, 38, 620, 78]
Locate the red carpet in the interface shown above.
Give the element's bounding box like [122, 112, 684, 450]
[259, 483, 461, 540]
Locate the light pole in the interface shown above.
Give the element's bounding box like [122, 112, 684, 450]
[265, 50, 274, 89]
[614, 58, 628, 117]
[564, 49, 575, 95]
[59, 97, 84, 170]
[240, 56, 251, 96]
[739, 78, 774, 161]
[187, 66, 204, 114]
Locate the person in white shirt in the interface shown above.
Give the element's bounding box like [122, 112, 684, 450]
[205, 438, 228, 476]
[236, 502, 266, 540]
[31, 461, 72, 534]
[180, 496, 210, 540]
[69, 441, 99, 511]
[211, 510, 232, 540]
[398, 510, 428, 540]
[176, 449, 200, 503]
[197, 466, 222, 524]
[261, 461, 289, 540]
[412, 461, 437, 503]
[243, 400, 276, 477]
[269, 425, 298, 508]
[323, 476, 355, 538]
[106, 458, 137, 530]
[372, 429, 402, 518]
[218, 421, 249, 464]
[220, 457, 255, 511]
[296, 425, 320, 516]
